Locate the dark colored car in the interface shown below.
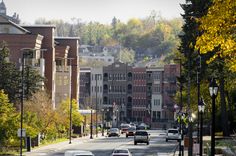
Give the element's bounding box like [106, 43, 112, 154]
[126, 126, 136, 138]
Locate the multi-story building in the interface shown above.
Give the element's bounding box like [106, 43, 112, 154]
[54, 37, 80, 107]
[79, 63, 179, 129]
[103, 61, 133, 125]
[132, 67, 147, 123]
[79, 67, 91, 109]
[0, 5, 80, 108]
[90, 67, 103, 110]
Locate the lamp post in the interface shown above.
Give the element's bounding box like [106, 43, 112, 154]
[90, 109, 93, 139]
[174, 58, 183, 156]
[198, 97, 205, 156]
[178, 112, 182, 156]
[209, 78, 218, 156]
[68, 58, 74, 144]
[20, 52, 26, 156]
[95, 74, 98, 137]
[197, 55, 201, 148]
[101, 109, 105, 136]
[101, 108, 109, 136]
[20, 48, 35, 156]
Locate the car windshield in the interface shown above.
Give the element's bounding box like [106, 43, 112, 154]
[135, 131, 148, 135]
[121, 125, 130, 128]
[74, 155, 93, 156]
[168, 130, 178, 133]
[128, 127, 136, 130]
[110, 128, 118, 132]
[114, 149, 128, 153]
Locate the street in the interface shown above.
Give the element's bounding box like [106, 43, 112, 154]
[25, 130, 179, 156]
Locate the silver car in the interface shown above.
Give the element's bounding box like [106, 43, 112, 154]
[166, 128, 180, 142]
[108, 128, 120, 137]
[134, 130, 150, 145]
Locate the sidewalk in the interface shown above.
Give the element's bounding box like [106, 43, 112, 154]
[24, 133, 104, 156]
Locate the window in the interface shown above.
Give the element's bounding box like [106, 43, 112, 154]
[154, 99, 160, 106]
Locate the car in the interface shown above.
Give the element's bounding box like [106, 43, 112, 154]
[120, 124, 131, 134]
[111, 148, 132, 156]
[108, 128, 120, 137]
[166, 128, 180, 142]
[126, 126, 136, 138]
[64, 150, 94, 156]
[134, 130, 150, 145]
[136, 123, 148, 130]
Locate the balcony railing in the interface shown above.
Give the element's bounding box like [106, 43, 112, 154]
[56, 66, 69, 72]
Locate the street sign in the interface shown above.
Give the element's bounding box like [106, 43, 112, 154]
[17, 128, 26, 137]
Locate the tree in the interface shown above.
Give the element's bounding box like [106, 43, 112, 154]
[0, 42, 21, 103]
[119, 48, 135, 64]
[195, 0, 235, 136]
[24, 91, 56, 138]
[0, 42, 44, 103]
[0, 90, 19, 147]
[195, 0, 236, 72]
[55, 99, 84, 136]
[179, 0, 212, 155]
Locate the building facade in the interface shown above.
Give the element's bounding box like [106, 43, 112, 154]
[79, 67, 91, 109]
[79, 63, 179, 129]
[1, 12, 80, 108]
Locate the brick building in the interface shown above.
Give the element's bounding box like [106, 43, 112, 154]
[79, 67, 91, 109]
[0, 14, 80, 108]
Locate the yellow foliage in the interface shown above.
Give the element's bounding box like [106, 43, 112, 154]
[195, 0, 236, 71]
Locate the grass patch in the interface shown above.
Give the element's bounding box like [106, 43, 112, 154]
[38, 137, 68, 147]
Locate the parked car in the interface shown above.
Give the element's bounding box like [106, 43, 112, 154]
[126, 126, 136, 138]
[166, 128, 180, 142]
[111, 148, 132, 156]
[134, 130, 150, 145]
[64, 150, 94, 156]
[108, 128, 120, 137]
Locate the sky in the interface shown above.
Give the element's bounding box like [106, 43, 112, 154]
[4, 0, 185, 24]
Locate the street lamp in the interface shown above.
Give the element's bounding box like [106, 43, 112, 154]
[90, 109, 93, 139]
[209, 78, 218, 156]
[95, 74, 98, 137]
[101, 108, 109, 136]
[174, 58, 183, 156]
[198, 97, 205, 156]
[20, 48, 34, 156]
[67, 58, 74, 144]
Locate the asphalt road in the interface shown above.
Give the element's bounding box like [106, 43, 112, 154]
[25, 130, 179, 156]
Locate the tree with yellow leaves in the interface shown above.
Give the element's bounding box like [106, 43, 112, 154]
[196, 0, 236, 71]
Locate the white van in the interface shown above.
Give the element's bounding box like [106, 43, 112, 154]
[64, 150, 94, 156]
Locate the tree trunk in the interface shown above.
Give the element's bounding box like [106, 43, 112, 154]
[219, 77, 230, 136]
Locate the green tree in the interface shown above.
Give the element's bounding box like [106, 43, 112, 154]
[0, 42, 21, 103]
[55, 99, 84, 137]
[0, 42, 44, 103]
[0, 90, 19, 147]
[178, 0, 212, 154]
